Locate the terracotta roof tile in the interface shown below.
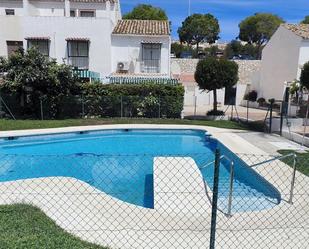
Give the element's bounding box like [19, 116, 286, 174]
[66, 37, 90, 41]
[25, 36, 50, 40]
[112, 20, 170, 36]
[282, 24, 309, 39]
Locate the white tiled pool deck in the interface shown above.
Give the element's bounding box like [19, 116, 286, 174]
[0, 125, 308, 248]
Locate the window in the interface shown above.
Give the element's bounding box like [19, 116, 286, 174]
[27, 40, 49, 56]
[70, 10, 76, 17]
[6, 41, 23, 57]
[79, 10, 95, 17]
[67, 40, 89, 69]
[5, 9, 15, 15]
[141, 43, 161, 73]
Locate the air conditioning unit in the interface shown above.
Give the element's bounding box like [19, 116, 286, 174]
[117, 61, 129, 72]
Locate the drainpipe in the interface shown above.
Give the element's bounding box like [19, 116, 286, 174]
[65, 0, 70, 17]
[106, 1, 111, 20]
[53, 32, 57, 62]
[168, 36, 171, 77]
[23, 0, 29, 16]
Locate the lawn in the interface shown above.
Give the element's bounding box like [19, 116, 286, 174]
[278, 150, 309, 176]
[0, 118, 251, 131]
[0, 204, 106, 249]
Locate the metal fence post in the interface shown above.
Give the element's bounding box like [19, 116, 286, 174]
[288, 153, 297, 204]
[280, 102, 284, 136]
[227, 161, 234, 217]
[210, 149, 221, 249]
[120, 96, 123, 118]
[194, 96, 197, 117]
[81, 95, 85, 118]
[269, 101, 274, 133]
[158, 96, 161, 119]
[0, 92, 2, 113]
[40, 98, 44, 121]
[247, 100, 249, 123]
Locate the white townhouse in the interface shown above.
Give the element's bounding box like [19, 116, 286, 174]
[256, 24, 309, 101]
[111, 19, 171, 77]
[0, 0, 171, 80]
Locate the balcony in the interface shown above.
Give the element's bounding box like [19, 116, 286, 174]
[141, 59, 161, 74]
[68, 57, 89, 69]
[73, 69, 100, 82]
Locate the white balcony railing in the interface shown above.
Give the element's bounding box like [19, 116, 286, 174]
[141, 59, 161, 74]
[68, 57, 89, 69]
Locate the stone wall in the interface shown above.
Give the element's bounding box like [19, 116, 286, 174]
[172, 59, 262, 107]
[171, 58, 261, 85]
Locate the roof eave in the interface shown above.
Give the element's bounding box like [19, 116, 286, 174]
[111, 33, 170, 37]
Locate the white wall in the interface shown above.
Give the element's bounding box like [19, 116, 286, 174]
[184, 84, 247, 108]
[0, 15, 114, 76]
[184, 86, 225, 107]
[298, 40, 309, 78]
[0, 0, 123, 77]
[22, 16, 114, 76]
[28, 1, 65, 17]
[111, 35, 171, 76]
[70, 2, 106, 17]
[259, 26, 302, 101]
[0, 0, 121, 22]
[0, 16, 23, 57]
[236, 84, 249, 105]
[0, 0, 23, 16]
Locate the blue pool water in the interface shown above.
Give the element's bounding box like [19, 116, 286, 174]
[0, 129, 280, 212]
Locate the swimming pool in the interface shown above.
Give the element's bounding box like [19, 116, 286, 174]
[0, 129, 280, 212]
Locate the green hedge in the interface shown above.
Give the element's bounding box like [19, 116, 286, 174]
[0, 83, 184, 119]
[81, 83, 184, 118]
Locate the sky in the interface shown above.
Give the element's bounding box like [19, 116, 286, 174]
[120, 0, 309, 42]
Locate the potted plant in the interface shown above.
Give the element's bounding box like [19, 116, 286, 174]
[243, 90, 259, 108]
[257, 97, 266, 107]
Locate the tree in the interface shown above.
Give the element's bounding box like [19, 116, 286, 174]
[300, 62, 309, 90]
[204, 46, 221, 58]
[238, 13, 284, 56]
[178, 14, 220, 52]
[300, 62, 309, 120]
[224, 40, 242, 58]
[224, 40, 260, 59]
[195, 58, 238, 114]
[171, 42, 193, 58]
[123, 4, 168, 20]
[1, 48, 79, 118]
[301, 16, 309, 24]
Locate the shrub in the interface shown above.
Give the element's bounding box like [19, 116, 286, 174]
[247, 90, 258, 102]
[257, 97, 266, 105]
[207, 110, 224, 116]
[0, 48, 80, 119]
[300, 61, 309, 91]
[81, 83, 185, 118]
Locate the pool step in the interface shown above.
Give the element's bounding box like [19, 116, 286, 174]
[154, 157, 211, 214]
